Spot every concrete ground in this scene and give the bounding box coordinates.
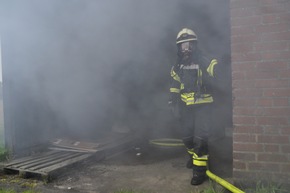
[0,136,232,193]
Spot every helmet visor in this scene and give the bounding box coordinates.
[180,41,194,52]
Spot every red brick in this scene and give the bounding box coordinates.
[262,14,278,23]
[233,98,256,106]
[233,88,263,99]
[264,144,280,152]
[231,62,256,71]
[234,143,264,152]
[279,12,290,23]
[281,127,290,135]
[261,31,290,41]
[254,79,288,88]
[255,23,290,34]
[272,173,290,182]
[233,125,263,134]
[256,116,288,126]
[233,52,263,62]
[230,7,255,18]
[256,61,288,71]
[280,163,290,173]
[231,26,255,35]
[257,5,288,15]
[258,153,288,162]
[248,162,280,172]
[231,16,262,26]
[233,171,257,180]
[231,0,259,9]
[263,88,290,97]
[273,98,289,106]
[233,80,254,88]
[257,135,289,144]
[263,127,281,135]
[234,107,263,116]
[254,41,288,51]
[232,71,245,80]
[231,34,261,44]
[233,116,256,124]
[256,98,273,107]
[261,51,290,60]
[261,0,279,4]
[279,69,290,79]
[233,133,256,142]
[281,145,290,153]
[233,152,256,161]
[232,43,254,52]
[263,107,290,116]
[233,160,247,169]
[246,71,278,79]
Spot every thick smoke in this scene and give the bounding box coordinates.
[0,0,231,150]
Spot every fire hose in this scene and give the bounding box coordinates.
[149,138,245,193]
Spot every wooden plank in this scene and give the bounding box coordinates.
[16,152,77,170]
[5,151,61,166]
[7,152,73,169]
[38,154,92,173]
[28,153,85,171]
[51,139,101,151]
[48,147,97,153]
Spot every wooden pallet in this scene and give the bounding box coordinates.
[4,133,138,182]
[4,150,92,182]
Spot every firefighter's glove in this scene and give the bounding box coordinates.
[168,101,175,114]
[194,91,201,102]
[168,101,180,118]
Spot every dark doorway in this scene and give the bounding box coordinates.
[0,0,231,156]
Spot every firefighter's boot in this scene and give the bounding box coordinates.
[190,137,208,185]
[186,149,194,169]
[182,136,194,169]
[191,155,208,185]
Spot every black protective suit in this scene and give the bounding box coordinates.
[169,49,218,185]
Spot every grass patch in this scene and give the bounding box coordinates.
[0,145,8,161]
[114,189,146,193]
[0,189,16,193]
[245,181,288,193]
[0,189,39,193]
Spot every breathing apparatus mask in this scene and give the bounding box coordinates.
[176,28,198,65]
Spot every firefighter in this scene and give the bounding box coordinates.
[168,28,218,185]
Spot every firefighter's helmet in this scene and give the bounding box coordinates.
[176,28,197,44]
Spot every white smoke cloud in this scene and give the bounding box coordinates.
[0,0,231,146]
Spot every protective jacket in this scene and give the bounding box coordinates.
[169,51,217,106]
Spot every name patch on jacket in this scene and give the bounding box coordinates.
[180,64,199,70]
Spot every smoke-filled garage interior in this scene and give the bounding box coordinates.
[0,0,232,183]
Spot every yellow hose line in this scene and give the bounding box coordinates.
[206,170,245,193]
[149,138,184,147]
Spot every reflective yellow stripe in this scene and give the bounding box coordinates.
[198,69,202,85]
[196,155,208,161]
[187,148,195,155]
[171,69,181,82]
[181,93,213,105]
[180,83,184,90]
[207,59,217,77]
[193,155,208,166]
[170,88,180,93]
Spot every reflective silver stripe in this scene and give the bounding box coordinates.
[180,64,199,70]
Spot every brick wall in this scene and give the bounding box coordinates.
[230,0,290,187]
